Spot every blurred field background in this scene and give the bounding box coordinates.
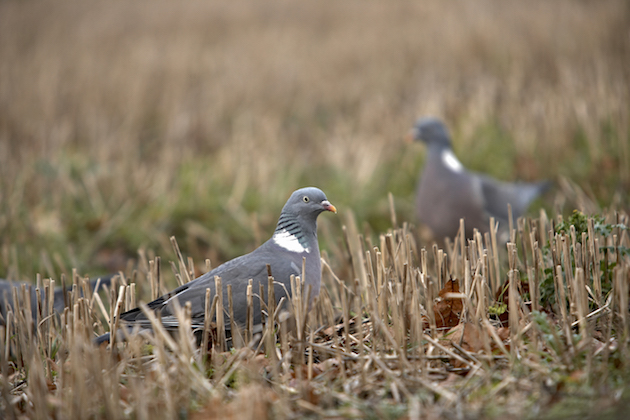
[2,1,630,419]
[1,0,629,282]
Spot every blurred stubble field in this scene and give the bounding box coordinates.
[0,1,630,418]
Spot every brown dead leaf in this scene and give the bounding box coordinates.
[496,327,510,342]
[119,384,131,403]
[462,323,485,353]
[252,353,270,369]
[46,377,57,392]
[312,359,340,378]
[441,322,484,353]
[303,383,320,406]
[434,279,463,329]
[442,322,512,363]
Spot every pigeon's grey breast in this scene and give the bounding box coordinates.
[119,220,322,330]
[416,148,488,240]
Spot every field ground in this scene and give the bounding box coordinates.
[0,0,629,418]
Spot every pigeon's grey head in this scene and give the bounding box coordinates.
[273,187,336,252]
[281,187,337,220]
[408,117,452,149]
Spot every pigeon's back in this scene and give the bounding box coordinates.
[135,239,316,330]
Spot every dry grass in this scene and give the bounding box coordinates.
[1,210,629,419]
[0,0,629,418]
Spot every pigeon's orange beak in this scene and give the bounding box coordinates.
[322,200,337,213]
[404,127,419,143]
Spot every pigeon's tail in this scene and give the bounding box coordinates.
[481,177,551,223]
[1,275,116,325]
[52,274,116,314]
[519,180,551,207]
[502,179,551,219]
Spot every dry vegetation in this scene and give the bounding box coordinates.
[2,211,630,419]
[0,0,629,418]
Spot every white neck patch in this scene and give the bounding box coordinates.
[273,229,310,253]
[441,149,464,173]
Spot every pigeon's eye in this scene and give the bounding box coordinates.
[302,196,310,203]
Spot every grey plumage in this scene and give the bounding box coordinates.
[410,117,549,242]
[94,187,336,345]
[0,276,112,325]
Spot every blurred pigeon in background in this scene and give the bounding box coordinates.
[408,117,549,243]
[94,187,336,345]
